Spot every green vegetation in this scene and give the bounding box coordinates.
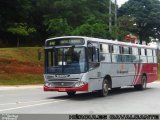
[118,0,160,43]
[0,74,43,85]
[0,47,44,85]
[0,47,44,63]
[7,23,36,47]
[1,0,160,47]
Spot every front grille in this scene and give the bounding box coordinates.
[53,82,75,88]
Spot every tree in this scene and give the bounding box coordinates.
[45,18,72,37]
[53,0,110,27]
[0,0,33,46]
[117,15,138,41]
[71,17,112,39]
[0,0,118,47]
[118,0,160,43]
[7,23,36,47]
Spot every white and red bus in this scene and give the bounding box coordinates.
[43,36,158,97]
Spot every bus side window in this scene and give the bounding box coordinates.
[88,46,99,62]
[112,45,121,63]
[88,42,100,70]
[88,47,93,62]
[132,47,139,63]
[109,45,113,53]
[129,47,133,62]
[138,48,141,55]
[147,49,153,63]
[153,49,157,63]
[100,44,111,62]
[140,48,147,63]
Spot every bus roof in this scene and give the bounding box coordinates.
[46,36,157,49]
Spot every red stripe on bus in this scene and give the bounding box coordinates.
[43,84,88,92]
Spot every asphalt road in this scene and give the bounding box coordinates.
[0,82,160,114]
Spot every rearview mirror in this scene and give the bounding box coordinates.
[38,49,41,61]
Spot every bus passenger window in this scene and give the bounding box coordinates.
[153,50,157,63]
[129,47,132,54]
[112,45,121,63]
[138,48,141,55]
[88,46,100,70]
[88,47,93,62]
[88,47,99,62]
[140,48,147,63]
[109,45,113,53]
[100,44,111,62]
[145,49,147,56]
[147,49,153,63]
[132,47,139,63]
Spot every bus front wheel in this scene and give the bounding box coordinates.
[134,75,147,90]
[99,79,109,97]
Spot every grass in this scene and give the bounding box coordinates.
[0,47,44,63]
[0,74,43,85]
[0,47,44,85]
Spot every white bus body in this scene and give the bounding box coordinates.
[44,36,158,96]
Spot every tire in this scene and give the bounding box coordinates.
[99,79,109,97]
[67,91,76,97]
[134,75,147,90]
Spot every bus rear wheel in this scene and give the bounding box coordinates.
[67,91,76,97]
[99,79,109,97]
[134,75,147,90]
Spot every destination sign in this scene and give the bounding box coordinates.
[46,38,85,46]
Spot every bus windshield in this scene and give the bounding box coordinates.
[45,47,87,74]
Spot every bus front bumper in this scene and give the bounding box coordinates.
[43,83,88,92]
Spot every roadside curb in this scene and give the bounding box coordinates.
[0,85,43,91]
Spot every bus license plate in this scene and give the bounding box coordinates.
[59,88,66,91]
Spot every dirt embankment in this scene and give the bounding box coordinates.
[0,59,44,74]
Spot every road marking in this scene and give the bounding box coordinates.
[0,99,53,106]
[0,99,67,112]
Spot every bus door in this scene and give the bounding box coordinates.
[87,42,102,91]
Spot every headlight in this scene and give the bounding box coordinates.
[45,82,55,87]
[74,81,86,87]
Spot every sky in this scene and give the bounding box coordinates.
[116,0,129,7]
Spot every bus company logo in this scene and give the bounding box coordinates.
[117,64,129,74]
[120,64,125,71]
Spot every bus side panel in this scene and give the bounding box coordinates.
[134,63,158,85]
[88,67,103,92]
[119,64,136,87]
[132,63,143,85]
[145,63,158,83]
[100,63,136,88]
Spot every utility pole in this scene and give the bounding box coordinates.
[115,0,118,39]
[109,0,112,33]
